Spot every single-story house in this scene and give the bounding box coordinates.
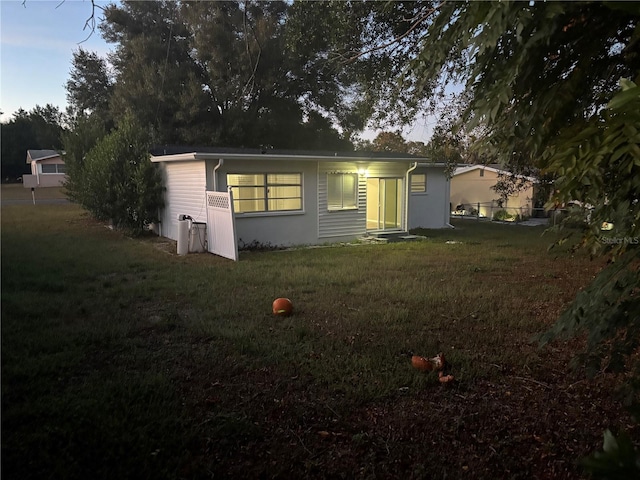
[150,147,451,258]
[23,149,66,188]
[450,164,536,219]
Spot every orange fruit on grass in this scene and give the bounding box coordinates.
[272,297,293,316]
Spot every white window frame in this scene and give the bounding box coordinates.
[39,164,66,174]
[410,173,427,193]
[327,173,358,211]
[227,173,303,214]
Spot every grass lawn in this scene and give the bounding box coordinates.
[1,183,67,201]
[2,198,636,479]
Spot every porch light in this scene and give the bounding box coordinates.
[358,168,369,177]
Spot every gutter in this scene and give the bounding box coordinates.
[444,168,454,228]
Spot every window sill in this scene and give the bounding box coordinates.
[235,210,305,218]
[327,207,358,212]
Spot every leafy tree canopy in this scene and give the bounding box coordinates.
[330,5,638,226]
[286,0,442,131]
[370,131,412,153]
[85,0,360,149]
[66,47,113,123]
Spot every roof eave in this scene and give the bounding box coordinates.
[453,165,537,182]
[416,162,449,168]
[151,152,443,164]
[27,155,61,163]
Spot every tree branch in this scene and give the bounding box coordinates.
[79,1,106,44]
[22,0,105,43]
[241,0,262,101]
[338,1,446,65]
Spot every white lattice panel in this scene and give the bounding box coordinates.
[208,194,229,209]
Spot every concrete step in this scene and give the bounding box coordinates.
[361,231,422,243]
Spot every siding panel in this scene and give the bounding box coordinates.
[318,162,367,238]
[160,161,207,240]
[409,167,450,229]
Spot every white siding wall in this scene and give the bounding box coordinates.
[213,159,319,247]
[318,161,411,238]
[318,162,367,239]
[408,167,450,229]
[159,161,207,241]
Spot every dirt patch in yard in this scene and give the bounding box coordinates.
[173,340,637,479]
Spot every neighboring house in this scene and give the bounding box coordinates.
[450,164,536,219]
[22,149,66,188]
[150,147,450,253]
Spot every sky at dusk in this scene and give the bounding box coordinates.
[0,0,436,142]
[0,0,112,122]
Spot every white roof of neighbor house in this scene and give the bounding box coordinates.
[26,149,61,163]
[453,164,537,182]
[149,146,448,167]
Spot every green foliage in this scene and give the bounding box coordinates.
[581,429,640,479]
[369,131,411,153]
[62,114,108,204]
[539,79,640,424]
[493,209,514,222]
[65,47,113,121]
[541,79,640,463]
[91,0,353,149]
[425,126,467,165]
[543,79,640,258]
[409,2,640,169]
[101,0,218,145]
[74,115,164,233]
[287,0,441,130]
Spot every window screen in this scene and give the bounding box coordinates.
[227,173,302,213]
[411,173,426,193]
[327,173,358,210]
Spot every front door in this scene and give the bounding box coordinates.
[366,178,403,230]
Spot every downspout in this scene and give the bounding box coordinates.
[446,164,455,228]
[405,162,418,231]
[445,175,455,228]
[213,158,224,191]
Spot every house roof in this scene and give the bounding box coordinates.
[26,149,60,163]
[453,164,537,182]
[150,145,447,167]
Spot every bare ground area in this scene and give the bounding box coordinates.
[172,341,637,479]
